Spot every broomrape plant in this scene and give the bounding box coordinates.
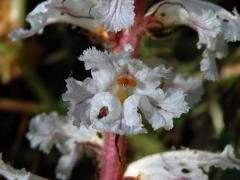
[1,0,240,180]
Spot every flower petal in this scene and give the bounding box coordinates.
[79,47,117,91]
[62,78,97,127]
[27,112,103,179]
[191,10,221,49]
[141,89,189,130]
[26,112,67,154]
[134,66,163,93]
[219,7,240,42]
[200,49,219,81]
[56,149,79,180]
[153,65,173,79]
[121,95,147,135]
[92,0,135,32]
[0,154,31,180]
[27,112,102,153]
[171,74,204,107]
[90,92,122,133]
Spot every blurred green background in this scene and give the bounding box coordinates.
[0,0,239,179]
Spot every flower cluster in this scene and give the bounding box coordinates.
[146,0,240,80]
[27,112,103,179]
[62,45,192,135]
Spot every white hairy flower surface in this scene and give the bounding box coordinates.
[27,112,103,180]
[146,0,240,81]
[9,0,135,40]
[62,46,189,135]
[92,0,135,32]
[10,0,98,40]
[0,154,30,180]
[124,145,240,180]
[165,74,204,107]
[0,154,47,180]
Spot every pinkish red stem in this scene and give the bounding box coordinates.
[100,133,126,180]
[99,1,146,180]
[111,0,146,58]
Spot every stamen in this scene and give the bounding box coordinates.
[95,26,108,38]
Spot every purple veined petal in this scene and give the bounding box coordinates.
[9,0,98,40]
[124,145,240,180]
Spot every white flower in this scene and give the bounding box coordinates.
[9,0,101,40]
[124,145,240,180]
[91,0,135,32]
[146,0,240,81]
[63,46,189,135]
[165,74,204,107]
[27,112,103,180]
[0,154,47,180]
[9,0,136,40]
